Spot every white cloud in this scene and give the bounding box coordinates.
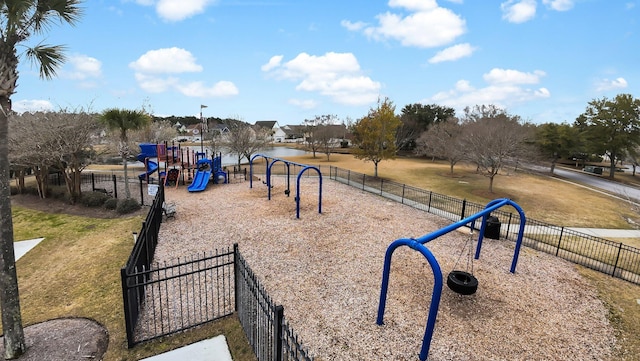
[501,0,537,23]
[483,68,546,84]
[134,73,180,93]
[340,20,367,31]
[542,0,574,11]
[289,99,318,109]
[158,0,215,22]
[129,47,203,74]
[176,81,239,97]
[261,55,283,72]
[263,52,381,106]
[388,0,439,12]
[595,77,628,91]
[131,0,214,21]
[429,43,476,63]
[343,1,466,48]
[428,68,550,111]
[12,99,54,113]
[131,47,237,98]
[63,54,102,82]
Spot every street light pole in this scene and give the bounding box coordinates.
[200,104,208,153]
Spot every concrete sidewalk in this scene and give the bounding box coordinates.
[14,237,44,261]
[139,335,232,361]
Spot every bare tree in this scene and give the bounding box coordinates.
[8,112,59,198]
[224,121,270,169]
[304,114,343,161]
[9,110,99,203]
[415,117,466,174]
[461,105,531,192]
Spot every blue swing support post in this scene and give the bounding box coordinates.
[249,154,323,219]
[376,198,527,361]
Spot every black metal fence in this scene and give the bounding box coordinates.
[80,172,157,206]
[327,166,640,285]
[121,188,313,360]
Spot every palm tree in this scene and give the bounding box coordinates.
[100,108,151,199]
[0,1,83,358]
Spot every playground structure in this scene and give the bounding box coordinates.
[249,154,322,219]
[376,198,526,361]
[137,142,228,192]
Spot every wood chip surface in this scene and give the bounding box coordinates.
[155,177,615,361]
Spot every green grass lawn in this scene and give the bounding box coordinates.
[9,152,640,361]
[10,206,255,361]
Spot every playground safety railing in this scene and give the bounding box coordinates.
[327,166,640,286]
[120,188,314,360]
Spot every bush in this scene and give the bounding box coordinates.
[81,191,111,207]
[104,198,118,210]
[116,198,141,214]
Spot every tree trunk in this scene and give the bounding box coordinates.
[488,175,495,193]
[450,162,454,174]
[0,97,26,359]
[123,155,131,199]
[608,154,616,178]
[374,161,379,177]
[550,158,557,174]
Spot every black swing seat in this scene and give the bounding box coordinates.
[447,270,478,295]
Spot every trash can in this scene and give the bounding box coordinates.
[484,216,501,240]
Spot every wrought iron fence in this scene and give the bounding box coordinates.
[327,166,640,285]
[121,189,313,360]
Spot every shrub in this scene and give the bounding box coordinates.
[81,191,111,207]
[116,198,141,214]
[104,198,118,210]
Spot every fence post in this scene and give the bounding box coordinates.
[362,174,366,190]
[233,243,240,312]
[401,184,406,205]
[556,226,564,256]
[611,242,623,277]
[91,173,96,191]
[380,179,384,196]
[112,174,118,199]
[460,199,466,220]
[347,170,351,186]
[506,213,513,241]
[428,191,432,212]
[120,267,136,348]
[139,178,144,206]
[274,305,284,361]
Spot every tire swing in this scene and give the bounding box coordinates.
[447,229,478,295]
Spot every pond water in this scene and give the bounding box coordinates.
[218,146,309,166]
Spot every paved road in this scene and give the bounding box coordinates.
[546,166,640,203]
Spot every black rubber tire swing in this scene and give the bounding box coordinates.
[447,270,478,295]
[447,228,479,295]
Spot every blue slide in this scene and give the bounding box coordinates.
[187,169,212,192]
[188,158,214,192]
[137,154,158,180]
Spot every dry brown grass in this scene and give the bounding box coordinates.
[281,153,640,229]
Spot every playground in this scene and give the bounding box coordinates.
[154,173,616,360]
[135,142,229,192]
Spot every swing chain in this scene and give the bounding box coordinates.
[453,227,475,274]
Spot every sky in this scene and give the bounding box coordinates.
[11,0,639,125]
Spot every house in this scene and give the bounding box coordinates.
[185,124,203,141]
[281,125,306,143]
[254,120,287,143]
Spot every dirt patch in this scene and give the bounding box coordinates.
[0,318,108,361]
